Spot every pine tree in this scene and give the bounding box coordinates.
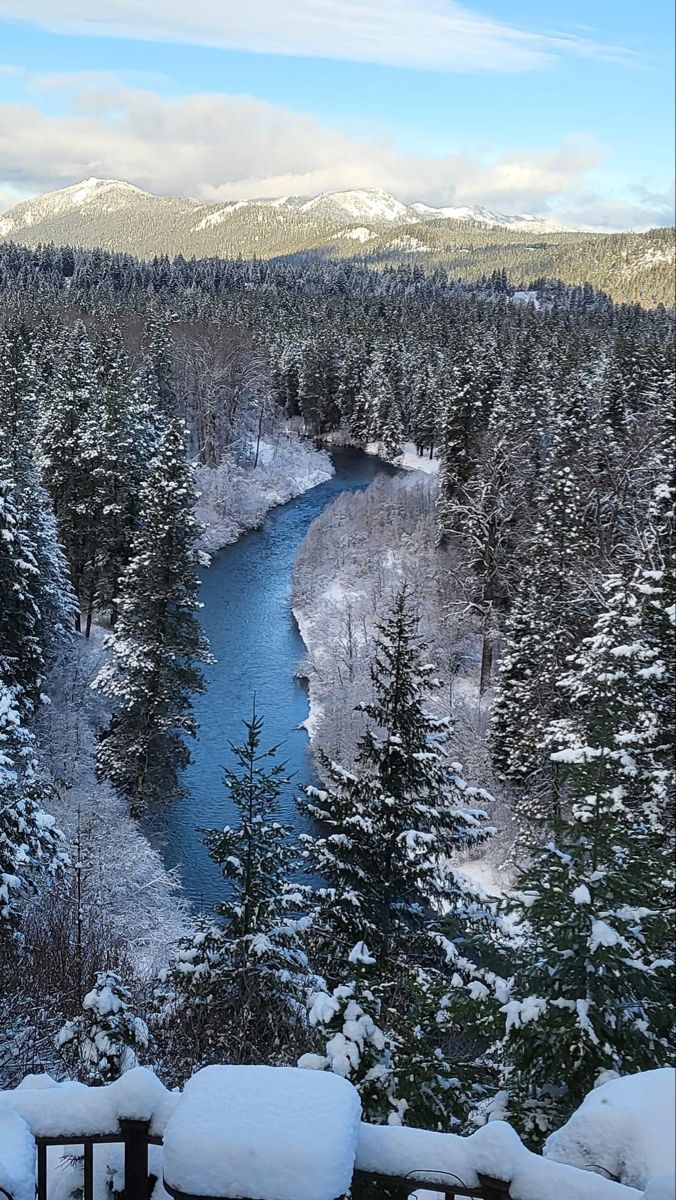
[410,363,438,458]
[349,387,372,444]
[435,356,483,524]
[488,578,675,1143]
[139,311,179,421]
[0,327,73,665]
[156,706,311,1066]
[381,395,403,460]
[299,942,399,1124]
[38,321,100,630]
[56,970,149,1084]
[299,591,496,1132]
[0,464,44,715]
[94,326,153,626]
[301,588,493,971]
[491,442,588,815]
[0,679,66,929]
[95,418,212,812]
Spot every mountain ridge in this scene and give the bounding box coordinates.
[0,177,571,236]
[0,176,673,309]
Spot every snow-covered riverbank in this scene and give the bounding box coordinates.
[30,438,333,985]
[291,469,515,876]
[195,434,333,553]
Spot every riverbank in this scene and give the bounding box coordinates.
[291,469,515,880]
[31,438,334,976]
[195,433,333,553]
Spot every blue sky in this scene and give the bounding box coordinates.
[0,0,673,228]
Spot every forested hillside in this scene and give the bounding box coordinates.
[0,242,673,1184]
[0,178,673,307]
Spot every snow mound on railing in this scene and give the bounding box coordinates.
[357,1120,645,1200]
[1,1067,177,1139]
[545,1069,676,1190]
[163,1065,361,1200]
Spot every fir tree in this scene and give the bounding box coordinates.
[139,311,179,421]
[435,357,483,526]
[0,679,66,929]
[156,706,311,1066]
[92,327,151,627]
[95,418,212,812]
[0,464,44,714]
[38,321,100,631]
[491,441,588,815]
[299,941,399,1124]
[488,581,675,1143]
[0,328,73,664]
[301,587,493,970]
[381,395,403,460]
[56,970,149,1085]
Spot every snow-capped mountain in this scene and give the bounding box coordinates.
[408,201,568,232]
[0,177,173,238]
[0,177,571,242]
[296,188,412,225]
[252,188,569,231]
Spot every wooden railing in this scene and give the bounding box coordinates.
[351,1170,512,1198]
[35,1120,160,1200]
[20,1122,517,1200]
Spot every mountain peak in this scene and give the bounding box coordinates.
[0,176,574,249]
[299,188,412,224]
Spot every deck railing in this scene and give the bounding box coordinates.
[0,1068,646,1200]
[30,1125,514,1200]
[34,1120,160,1200]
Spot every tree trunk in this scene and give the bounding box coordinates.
[479,601,493,695]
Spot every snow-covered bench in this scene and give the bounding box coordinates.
[162,1065,361,1200]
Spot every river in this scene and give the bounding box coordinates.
[144,447,396,909]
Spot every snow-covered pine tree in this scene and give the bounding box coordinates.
[349,387,372,444]
[153,916,228,1082]
[490,573,675,1143]
[0,679,66,929]
[410,362,438,458]
[157,706,311,1067]
[435,356,483,527]
[95,417,212,812]
[363,354,397,447]
[380,395,403,460]
[300,937,504,1133]
[299,941,399,1125]
[56,970,148,1085]
[38,321,100,631]
[0,326,74,665]
[92,326,152,627]
[301,587,493,971]
[139,311,179,422]
[491,437,588,816]
[0,463,45,716]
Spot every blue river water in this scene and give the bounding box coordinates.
[144,448,395,909]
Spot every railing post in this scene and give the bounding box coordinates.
[84,1142,94,1200]
[119,1118,152,1199]
[36,1143,48,1200]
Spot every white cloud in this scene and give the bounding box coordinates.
[556,184,676,232]
[0,0,628,73]
[0,185,27,213]
[0,75,669,229]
